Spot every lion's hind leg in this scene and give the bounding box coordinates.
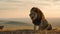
[46,24,52,30]
[34,25,36,32]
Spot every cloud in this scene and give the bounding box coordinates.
[53,0,60,2]
[0,0,50,10]
[0,0,60,10]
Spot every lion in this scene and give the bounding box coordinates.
[29,7,52,31]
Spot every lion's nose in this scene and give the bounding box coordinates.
[29,14,33,17]
[29,14,31,16]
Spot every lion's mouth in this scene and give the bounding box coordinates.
[31,16,34,19]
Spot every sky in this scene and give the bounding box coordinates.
[0,0,60,18]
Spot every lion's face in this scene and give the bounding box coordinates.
[29,11,37,21]
[29,7,45,25]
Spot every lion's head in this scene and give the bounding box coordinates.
[29,7,45,25]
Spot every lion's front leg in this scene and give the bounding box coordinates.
[38,25,40,31]
[34,25,36,32]
[34,25,37,34]
[38,20,44,31]
[38,24,42,31]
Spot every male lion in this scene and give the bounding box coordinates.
[29,7,52,31]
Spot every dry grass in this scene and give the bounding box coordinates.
[0,29,60,34]
[0,25,60,34]
[0,27,60,34]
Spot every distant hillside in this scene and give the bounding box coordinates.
[0,18,60,28]
[5,21,32,26]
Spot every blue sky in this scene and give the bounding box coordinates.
[0,0,60,18]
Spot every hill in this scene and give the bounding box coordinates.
[5,21,32,26]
